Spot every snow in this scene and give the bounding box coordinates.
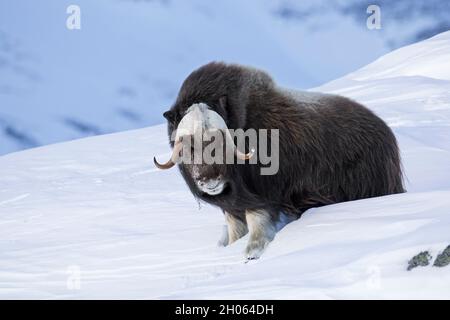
[1,31,450,299]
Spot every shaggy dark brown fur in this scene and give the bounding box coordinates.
[163,62,405,224]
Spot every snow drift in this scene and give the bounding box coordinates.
[1,31,450,299]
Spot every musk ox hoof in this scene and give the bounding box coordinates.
[245,239,270,260]
[217,239,228,247]
[217,225,229,247]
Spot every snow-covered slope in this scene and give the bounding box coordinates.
[1,32,450,299]
[1,0,449,155]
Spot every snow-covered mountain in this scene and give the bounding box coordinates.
[1,31,450,299]
[272,0,450,48]
[1,0,450,155]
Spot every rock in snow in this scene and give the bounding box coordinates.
[1,32,450,299]
[434,246,450,268]
[407,252,432,271]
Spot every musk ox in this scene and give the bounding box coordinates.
[154,62,404,260]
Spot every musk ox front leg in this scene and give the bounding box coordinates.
[245,209,277,260]
[218,212,248,247]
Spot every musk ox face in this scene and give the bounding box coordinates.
[183,157,228,196]
[154,103,252,197]
[179,128,230,197]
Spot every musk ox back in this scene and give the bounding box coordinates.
[155,62,404,260]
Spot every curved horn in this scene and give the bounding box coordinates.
[224,129,255,160]
[153,140,183,170]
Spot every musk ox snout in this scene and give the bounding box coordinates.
[196,176,226,195]
[191,167,228,196]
